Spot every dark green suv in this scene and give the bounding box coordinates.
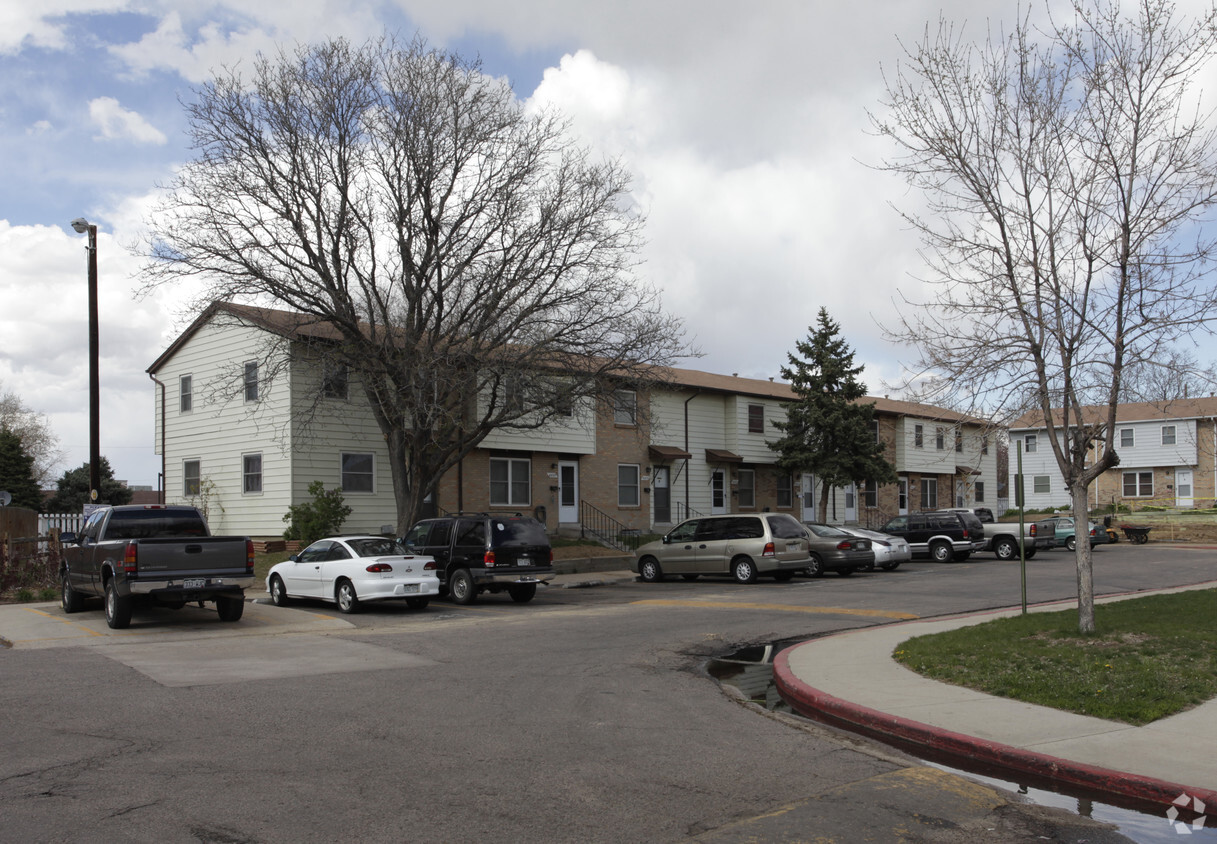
[401,513,555,604]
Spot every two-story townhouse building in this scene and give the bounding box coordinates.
[147,303,999,537]
[1008,398,1217,511]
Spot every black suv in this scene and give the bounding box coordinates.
[401,514,555,604]
[879,510,985,562]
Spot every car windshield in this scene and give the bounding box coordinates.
[804,523,849,537]
[347,537,410,557]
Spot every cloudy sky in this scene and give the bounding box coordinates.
[2,0,1212,491]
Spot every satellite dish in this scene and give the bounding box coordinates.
[0,491,11,507]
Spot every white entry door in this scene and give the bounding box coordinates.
[844,483,857,522]
[801,473,816,521]
[898,478,909,515]
[711,470,727,514]
[558,461,579,523]
[1176,468,1194,509]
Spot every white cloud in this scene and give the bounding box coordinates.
[89,97,168,145]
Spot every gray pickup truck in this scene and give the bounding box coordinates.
[59,505,253,629]
[981,521,1054,560]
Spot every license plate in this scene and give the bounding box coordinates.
[183,578,205,589]
[786,542,800,551]
[402,583,418,593]
[518,557,531,566]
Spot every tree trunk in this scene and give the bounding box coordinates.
[1070,481,1096,634]
[817,479,832,523]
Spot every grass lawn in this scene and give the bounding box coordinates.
[894,589,1217,725]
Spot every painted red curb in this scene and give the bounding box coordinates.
[773,641,1217,814]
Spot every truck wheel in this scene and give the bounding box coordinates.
[731,557,758,584]
[335,579,360,613]
[405,597,429,610]
[1066,536,1077,552]
[104,579,132,629]
[930,541,954,563]
[993,538,1017,561]
[216,596,245,622]
[508,583,537,603]
[449,569,477,605]
[61,573,85,614]
[269,575,291,607]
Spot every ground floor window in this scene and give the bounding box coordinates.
[776,474,793,509]
[184,459,200,497]
[920,478,937,509]
[737,469,755,508]
[618,464,640,507]
[341,453,374,493]
[863,480,877,508]
[490,456,531,506]
[974,481,985,503]
[1123,471,1153,497]
[243,453,262,494]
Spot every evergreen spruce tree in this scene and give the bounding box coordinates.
[44,457,133,512]
[0,426,45,511]
[770,308,896,522]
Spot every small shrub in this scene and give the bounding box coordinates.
[283,481,353,547]
[38,587,57,601]
[16,588,35,602]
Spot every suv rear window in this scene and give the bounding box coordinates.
[490,518,549,547]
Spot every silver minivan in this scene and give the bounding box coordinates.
[633,513,812,583]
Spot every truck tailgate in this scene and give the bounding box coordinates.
[128,536,251,576]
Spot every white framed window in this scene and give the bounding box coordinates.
[1025,434,1038,453]
[183,460,200,497]
[180,375,193,413]
[737,469,755,508]
[954,429,963,453]
[863,479,878,508]
[1033,475,1050,494]
[242,453,262,494]
[1120,428,1134,448]
[341,452,374,493]
[914,424,923,448]
[975,481,985,502]
[490,456,531,506]
[1123,471,1154,497]
[1162,425,1177,446]
[612,390,636,426]
[244,361,259,402]
[920,477,937,509]
[981,435,989,455]
[935,427,945,450]
[617,464,641,507]
[871,418,880,443]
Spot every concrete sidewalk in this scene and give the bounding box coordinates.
[774,582,1217,814]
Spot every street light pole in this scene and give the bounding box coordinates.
[71,218,101,503]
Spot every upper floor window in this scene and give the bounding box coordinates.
[871,418,880,443]
[935,427,945,450]
[504,375,525,415]
[341,452,374,493]
[180,375,193,413]
[183,459,200,497]
[954,430,963,453]
[1120,428,1134,448]
[914,424,924,448]
[244,361,259,402]
[748,404,764,434]
[981,435,989,455]
[1162,425,1177,446]
[1025,434,1038,453]
[612,390,636,426]
[322,362,349,400]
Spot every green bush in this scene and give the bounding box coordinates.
[283,481,353,547]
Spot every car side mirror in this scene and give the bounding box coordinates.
[60,532,77,544]
[662,535,671,545]
[289,554,300,562]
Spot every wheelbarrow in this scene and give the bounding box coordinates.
[1121,524,1152,544]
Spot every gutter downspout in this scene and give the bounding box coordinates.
[684,390,701,519]
[148,372,167,504]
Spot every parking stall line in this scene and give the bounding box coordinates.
[630,599,918,620]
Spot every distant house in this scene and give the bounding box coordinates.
[1008,398,1217,511]
[147,302,999,537]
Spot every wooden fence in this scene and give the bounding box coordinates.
[1,506,63,593]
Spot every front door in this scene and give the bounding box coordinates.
[898,478,909,515]
[801,473,816,521]
[844,483,857,522]
[711,470,727,514]
[653,466,671,524]
[558,461,579,523]
[1176,468,1194,509]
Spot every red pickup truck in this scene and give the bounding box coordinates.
[59,505,254,629]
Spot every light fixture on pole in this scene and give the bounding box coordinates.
[71,217,101,503]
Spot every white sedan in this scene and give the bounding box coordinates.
[838,527,912,571]
[266,536,440,613]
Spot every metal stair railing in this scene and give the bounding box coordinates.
[579,501,646,552]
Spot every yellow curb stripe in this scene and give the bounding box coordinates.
[23,607,106,637]
[631,599,918,619]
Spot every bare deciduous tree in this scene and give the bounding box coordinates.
[873,0,1217,631]
[140,35,687,533]
[0,382,63,487]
